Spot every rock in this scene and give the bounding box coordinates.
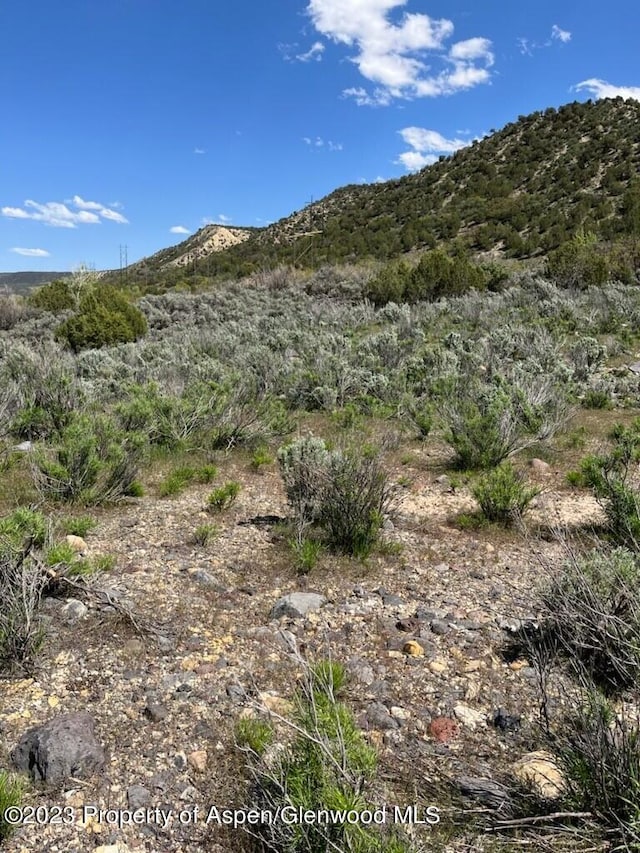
[127,784,152,809]
[366,702,400,731]
[13,440,33,452]
[529,458,551,474]
[493,708,521,732]
[60,598,88,623]
[259,692,293,716]
[94,846,134,853]
[188,750,208,773]
[453,704,488,731]
[512,751,565,799]
[65,534,88,555]
[629,361,640,375]
[396,616,421,633]
[429,717,458,743]
[457,776,512,811]
[428,658,448,675]
[430,619,450,636]
[348,661,375,685]
[145,703,169,723]
[402,640,424,657]
[11,711,105,784]
[270,592,326,620]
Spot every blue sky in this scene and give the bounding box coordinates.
[2,0,639,272]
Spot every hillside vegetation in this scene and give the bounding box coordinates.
[2,97,640,853]
[118,98,640,289]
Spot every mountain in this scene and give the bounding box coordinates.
[125,98,640,286]
[0,271,72,294]
[124,224,258,279]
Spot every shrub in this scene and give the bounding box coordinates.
[441,375,566,470]
[278,439,394,558]
[250,445,273,470]
[207,481,241,513]
[55,285,148,352]
[0,770,24,841]
[237,659,412,853]
[580,420,640,548]
[320,449,393,558]
[32,414,144,505]
[538,548,640,694]
[278,437,331,543]
[290,537,322,574]
[158,465,197,497]
[193,523,218,546]
[472,462,539,525]
[28,277,75,312]
[60,515,97,537]
[553,689,640,847]
[0,507,48,549]
[0,545,47,673]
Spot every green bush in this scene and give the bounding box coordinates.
[472,462,539,525]
[580,420,640,548]
[553,689,640,847]
[32,414,144,505]
[320,449,392,558]
[0,507,48,550]
[28,277,75,312]
[207,481,241,513]
[55,286,147,352]
[60,515,97,537]
[237,659,412,853]
[441,376,566,470]
[367,250,487,306]
[538,548,640,694]
[278,438,393,558]
[158,465,197,497]
[278,437,331,542]
[250,445,274,470]
[193,523,218,546]
[290,537,323,574]
[0,770,24,841]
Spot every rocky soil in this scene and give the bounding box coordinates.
[0,450,604,853]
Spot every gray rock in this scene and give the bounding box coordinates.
[60,599,89,624]
[629,362,640,375]
[145,703,169,723]
[270,592,326,620]
[127,785,152,809]
[430,619,451,636]
[366,702,400,731]
[11,711,105,784]
[13,440,33,452]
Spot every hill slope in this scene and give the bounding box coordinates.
[128,97,640,285]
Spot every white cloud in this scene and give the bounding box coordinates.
[10,247,50,257]
[1,196,128,228]
[217,214,232,223]
[574,78,640,100]
[551,25,571,43]
[303,136,343,150]
[297,41,325,61]
[306,0,493,104]
[194,147,206,154]
[170,226,191,235]
[396,125,470,172]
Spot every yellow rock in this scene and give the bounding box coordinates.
[403,640,424,657]
[259,692,294,716]
[188,750,208,773]
[429,659,448,674]
[65,534,88,554]
[47,695,60,707]
[512,751,565,799]
[509,659,530,672]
